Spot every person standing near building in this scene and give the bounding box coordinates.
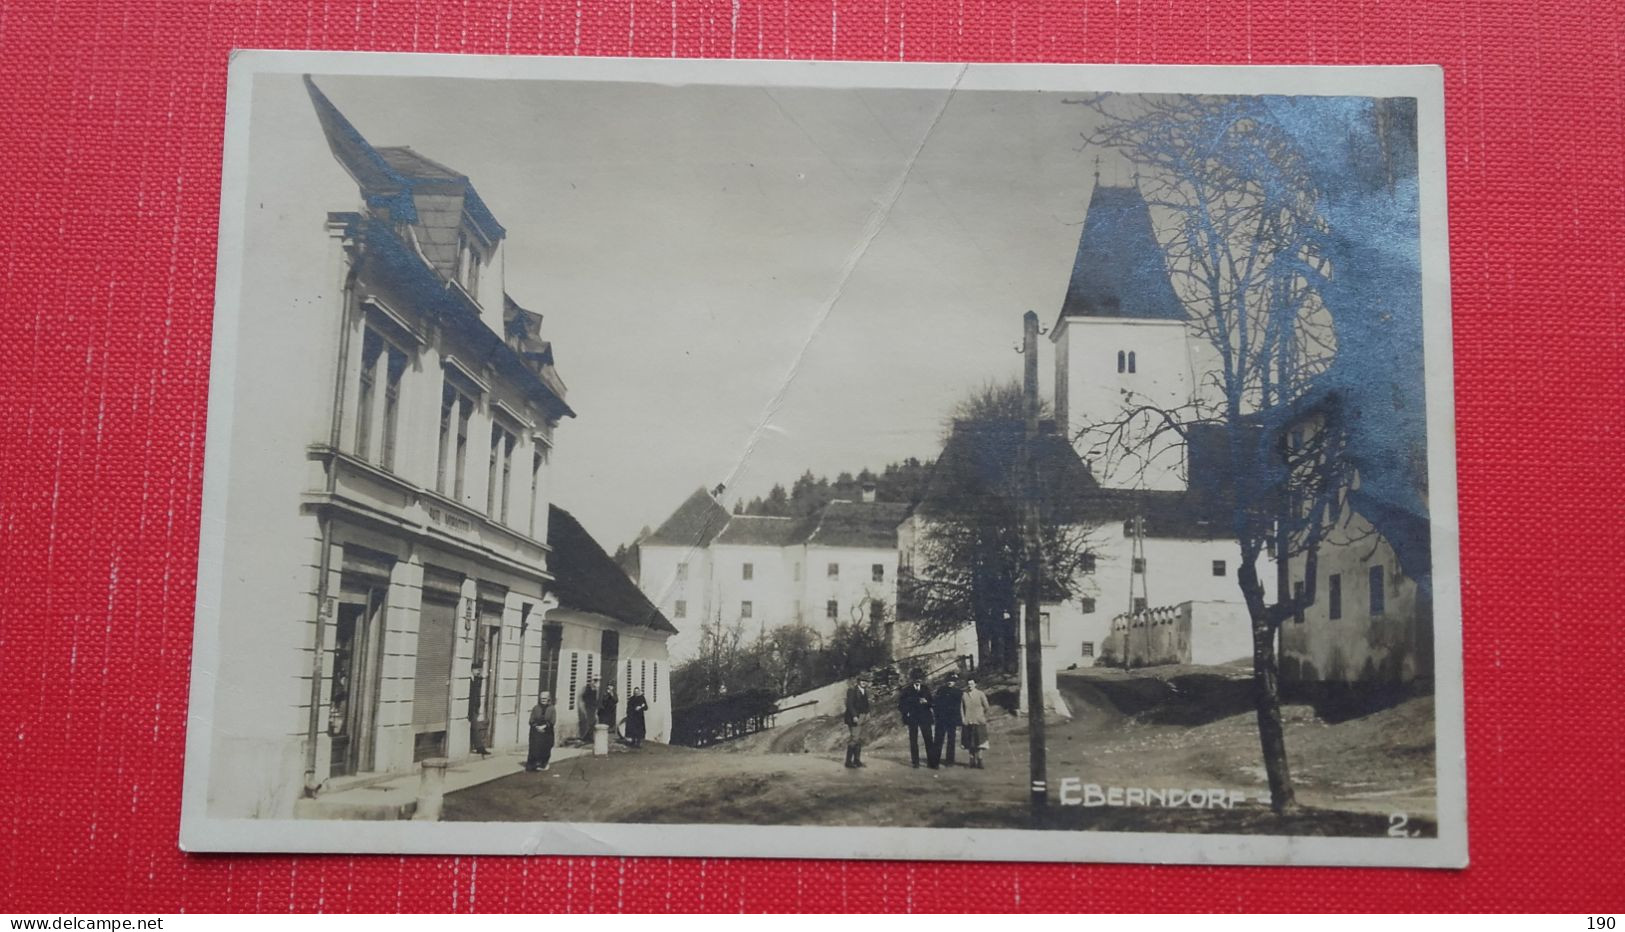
[577,676,598,743]
[898,668,936,769]
[525,692,557,771]
[843,674,871,769]
[960,677,990,769]
[598,683,619,739]
[624,687,649,748]
[468,659,490,758]
[932,671,964,767]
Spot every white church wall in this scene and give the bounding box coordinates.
[1056,316,1193,492]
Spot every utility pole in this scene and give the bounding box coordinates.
[1020,310,1048,818]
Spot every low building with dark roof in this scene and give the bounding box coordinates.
[543,505,676,744]
[1278,392,1435,694]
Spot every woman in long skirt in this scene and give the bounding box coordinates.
[624,687,649,748]
[526,693,557,771]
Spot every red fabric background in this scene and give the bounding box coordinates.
[1,0,1621,913]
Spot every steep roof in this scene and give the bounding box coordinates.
[547,505,677,635]
[799,501,910,549]
[304,77,505,243]
[916,419,1232,540]
[643,487,732,548]
[1057,182,1186,325]
[714,515,801,547]
[915,420,1103,526]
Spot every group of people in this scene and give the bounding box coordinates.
[523,677,651,772]
[843,668,990,770]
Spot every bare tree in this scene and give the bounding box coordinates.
[1069,94,1417,812]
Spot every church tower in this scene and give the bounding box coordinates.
[1051,180,1199,492]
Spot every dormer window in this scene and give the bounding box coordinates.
[456,230,481,296]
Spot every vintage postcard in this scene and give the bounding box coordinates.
[182,51,1464,866]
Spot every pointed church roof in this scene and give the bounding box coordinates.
[1057,182,1186,326]
[643,487,733,548]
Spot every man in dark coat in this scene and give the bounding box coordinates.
[525,692,557,771]
[931,671,964,767]
[897,668,937,768]
[843,675,871,769]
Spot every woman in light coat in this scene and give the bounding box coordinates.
[960,677,991,769]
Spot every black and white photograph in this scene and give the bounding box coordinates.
[182,53,1463,866]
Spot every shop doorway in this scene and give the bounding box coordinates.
[469,615,502,753]
[328,583,386,778]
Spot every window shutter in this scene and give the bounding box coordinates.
[412,594,457,732]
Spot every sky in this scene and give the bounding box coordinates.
[279,74,1133,547]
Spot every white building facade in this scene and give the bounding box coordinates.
[637,490,907,662]
[205,77,669,819]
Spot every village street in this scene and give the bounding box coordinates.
[444,667,1437,836]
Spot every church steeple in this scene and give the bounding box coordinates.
[1056,180,1185,327]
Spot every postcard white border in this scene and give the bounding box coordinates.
[183,50,1464,867]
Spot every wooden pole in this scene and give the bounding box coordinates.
[1021,310,1048,817]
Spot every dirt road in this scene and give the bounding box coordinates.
[444,666,1436,836]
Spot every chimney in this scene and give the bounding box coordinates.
[861,481,877,504]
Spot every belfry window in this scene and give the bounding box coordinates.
[1127,351,1137,373]
[1117,350,1126,373]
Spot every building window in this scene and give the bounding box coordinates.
[1081,552,1097,573]
[827,563,839,579]
[1117,350,1126,373]
[529,445,547,538]
[1293,580,1306,624]
[676,563,688,581]
[826,600,838,620]
[1328,573,1343,620]
[1132,597,1147,613]
[457,230,481,296]
[1127,351,1137,374]
[355,330,380,460]
[740,601,753,619]
[451,391,471,500]
[1081,641,1095,658]
[1132,557,1146,574]
[1122,517,1143,537]
[436,382,474,496]
[1369,565,1386,615]
[380,352,405,471]
[742,563,754,581]
[872,563,885,582]
[1080,597,1096,614]
[793,563,802,581]
[1212,560,1226,577]
[355,329,407,468]
[870,600,885,624]
[674,600,687,619]
[488,423,517,521]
